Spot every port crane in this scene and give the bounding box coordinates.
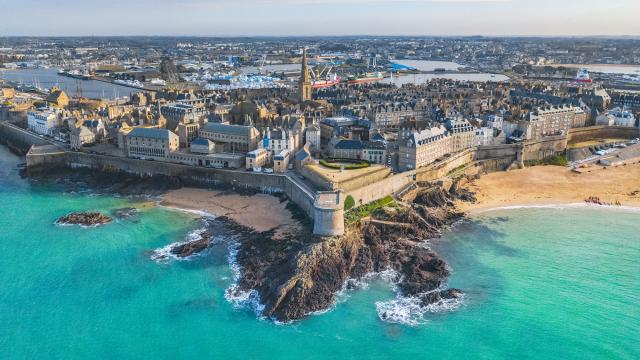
[257,54,267,75]
[309,56,339,81]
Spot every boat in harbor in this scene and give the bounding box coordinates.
[347,72,384,85]
[149,78,167,86]
[57,69,93,80]
[312,73,341,89]
[575,68,593,83]
[113,79,145,89]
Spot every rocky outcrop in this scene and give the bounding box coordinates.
[170,233,213,258]
[56,211,113,227]
[225,186,466,322]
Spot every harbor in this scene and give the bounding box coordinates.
[0,68,139,99]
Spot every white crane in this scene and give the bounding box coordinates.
[258,54,267,75]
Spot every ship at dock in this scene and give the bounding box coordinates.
[347,72,384,85]
[57,69,93,80]
[575,68,593,83]
[312,73,341,89]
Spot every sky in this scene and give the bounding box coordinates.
[0,0,638,37]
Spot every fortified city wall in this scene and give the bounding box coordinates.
[5,120,640,237]
[567,126,640,144]
[0,121,50,153]
[27,149,341,234]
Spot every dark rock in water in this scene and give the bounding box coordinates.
[419,288,463,307]
[113,207,139,219]
[56,211,113,227]
[224,185,465,323]
[170,234,212,258]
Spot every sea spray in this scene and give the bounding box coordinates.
[151,220,219,263]
[223,239,266,317]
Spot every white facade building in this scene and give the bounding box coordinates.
[27,110,58,135]
[476,127,494,146]
[596,107,636,127]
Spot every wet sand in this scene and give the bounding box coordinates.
[160,188,301,237]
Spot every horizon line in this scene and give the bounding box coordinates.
[1,34,640,39]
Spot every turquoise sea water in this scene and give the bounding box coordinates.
[0,145,638,359]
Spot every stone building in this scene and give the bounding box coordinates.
[327,137,387,165]
[305,123,321,153]
[274,150,291,173]
[524,105,587,140]
[190,137,216,154]
[262,128,298,156]
[199,123,260,153]
[596,108,636,127]
[177,122,200,148]
[398,125,449,171]
[246,148,270,170]
[27,109,58,135]
[161,103,207,131]
[46,87,69,108]
[70,126,95,150]
[126,127,179,160]
[445,117,476,153]
[368,102,419,129]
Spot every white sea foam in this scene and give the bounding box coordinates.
[53,220,109,229]
[150,226,216,263]
[156,203,218,219]
[474,202,640,214]
[223,240,266,317]
[376,288,465,326]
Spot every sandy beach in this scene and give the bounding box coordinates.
[160,188,302,237]
[458,163,640,213]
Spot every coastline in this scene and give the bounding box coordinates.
[457,163,640,214]
[159,187,303,237]
[466,202,640,216]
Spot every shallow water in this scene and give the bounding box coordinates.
[0,146,638,359]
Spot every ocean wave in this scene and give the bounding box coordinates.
[475,203,640,214]
[376,288,465,326]
[150,226,217,263]
[223,240,266,318]
[156,203,219,219]
[53,220,106,229]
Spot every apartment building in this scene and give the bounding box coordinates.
[524,105,587,140]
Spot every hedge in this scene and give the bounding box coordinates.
[319,159,370,170]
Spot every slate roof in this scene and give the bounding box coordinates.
[333,139,364,150]
[202,122,254,136]
[190,137,212,146]
[129,127,172,140]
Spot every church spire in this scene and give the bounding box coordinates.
[299,48,312,103]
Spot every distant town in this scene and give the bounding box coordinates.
[1,36,640,236]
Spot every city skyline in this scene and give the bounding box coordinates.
[1,0,639,37]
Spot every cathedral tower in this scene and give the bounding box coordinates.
[299,48,312,103]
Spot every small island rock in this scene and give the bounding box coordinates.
[56,211,113,227]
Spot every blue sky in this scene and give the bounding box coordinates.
[0,0,638,36]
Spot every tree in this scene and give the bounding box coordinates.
[344,195,356,211]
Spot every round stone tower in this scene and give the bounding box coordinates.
[313,191,345,237]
